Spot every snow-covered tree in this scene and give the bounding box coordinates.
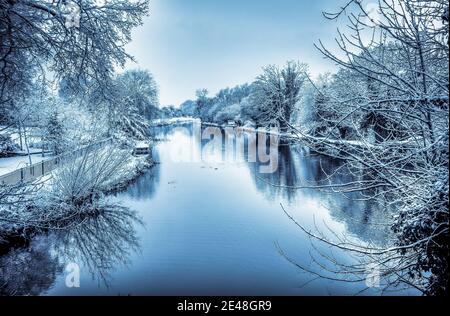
[116,69,159,120]
[288,0,449,295]
[1,0,149,105]
[188,84,253,123]
[194,88,210,120]
[0,133,17,157]
[44,111,65,156]
[290,81,316,131]
[105,70,159,141]
[214,103,241,125]
[160,105,182,118]
[250,61,308,130]
[179,100,197,117]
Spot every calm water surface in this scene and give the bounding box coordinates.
[1,123,404,296]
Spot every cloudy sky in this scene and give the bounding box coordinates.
[125,0,349,106]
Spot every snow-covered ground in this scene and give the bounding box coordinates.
[151,117,199,126]
[0,153,54,176]
[201,121,300,138]
[201,121,419,150]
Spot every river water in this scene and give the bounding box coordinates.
[1,122,408,296]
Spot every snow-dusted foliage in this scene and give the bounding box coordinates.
[0,143,150,238]
[179,100,197,117]
[0,0,149,103]
[290,81,316,132]
[57,101,109,146]
[184,63,308,130]
[0,181,44,239]
[106,70,159,141]
[0,0,154,160]
[214,103,241,125]
[43,112,65,155]
[55,69,159,144]
[0,1,155,241]
[0,133,17,157]
[159,105,183,119]
[45,145,136,209]
[284,0,449,295]
[194,88,211,120]
[184,84,253,124]
[116,70,159,120]
[249,61,308,130]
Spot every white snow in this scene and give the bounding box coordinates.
[0,153,53,176]
[151,117,200,126]
[135,141,150,149]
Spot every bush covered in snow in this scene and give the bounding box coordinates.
[0,134,17,157]
[214,103,241,125]
[0,143,152,240]
[42,144,151,213]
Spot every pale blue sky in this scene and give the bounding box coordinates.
[125,0,347,106]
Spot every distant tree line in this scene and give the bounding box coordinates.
[170,62,308,131]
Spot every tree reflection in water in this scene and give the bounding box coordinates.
[53,201,143,286]
[248,141,301,203]
[247,139,390,243]
[0,200,143,294]
[0,236,63,295]
[120,163,161,201]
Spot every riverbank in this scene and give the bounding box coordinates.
[0,147,154,248]
[152,118,420,160]
[151,117,200,127]
[200,120,420,152]
[0,152,54,177]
